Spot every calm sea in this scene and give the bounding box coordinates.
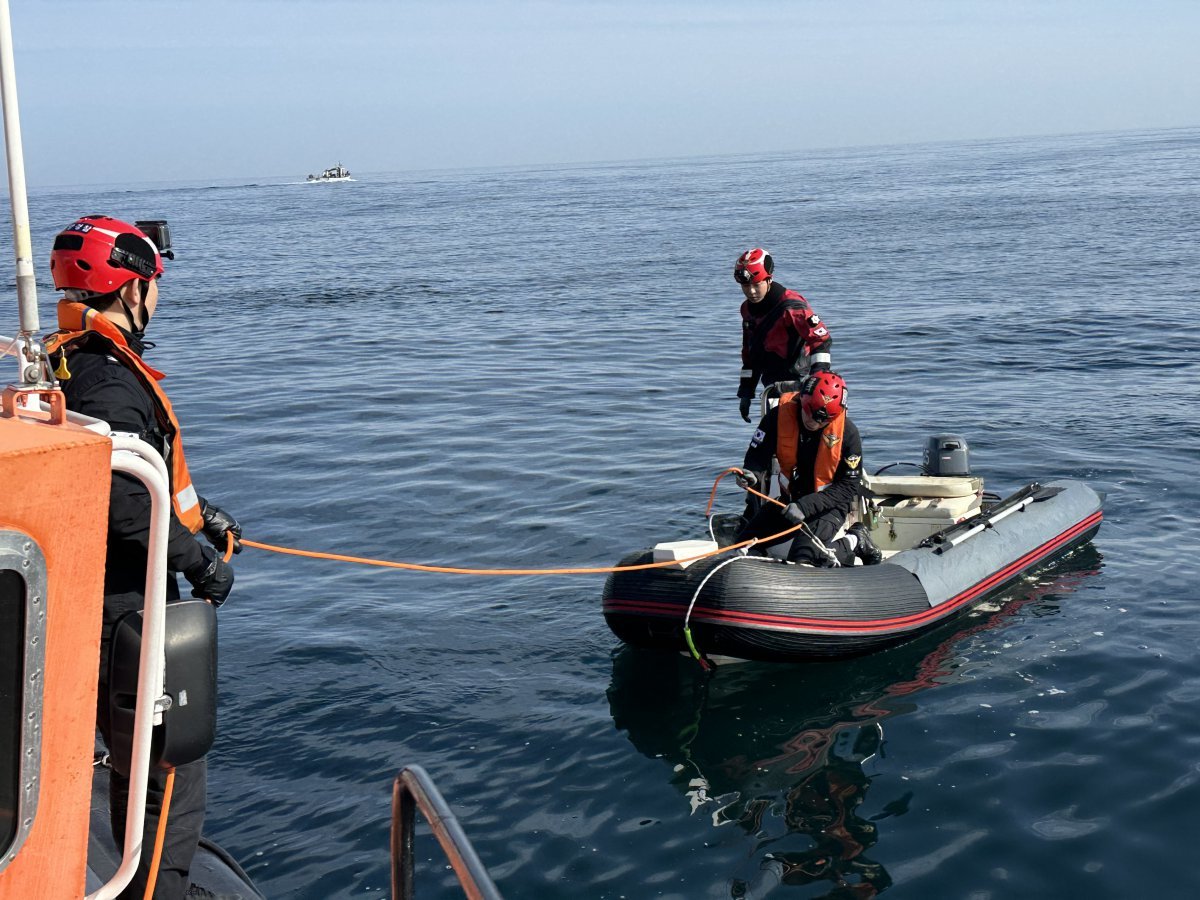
[8,127,1200,898]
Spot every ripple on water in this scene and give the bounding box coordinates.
[1030,806,1109,840]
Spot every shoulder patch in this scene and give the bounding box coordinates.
[845,454,861,469]
[749,428,766,448]
[808,314,821,325]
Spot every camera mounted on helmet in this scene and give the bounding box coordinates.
[135,220,174,261]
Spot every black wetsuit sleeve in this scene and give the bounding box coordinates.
[108,473,207,577]
[69,363,206,577]
[738,312,759,399]
[795,419,864,520]
[741,406,778,488]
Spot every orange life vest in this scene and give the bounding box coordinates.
[45,300,204,534]
[776,392,846,494]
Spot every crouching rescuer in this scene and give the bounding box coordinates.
[46,215,242,899]
[735,371,882,567]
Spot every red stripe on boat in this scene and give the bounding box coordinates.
[604,511,1102,635]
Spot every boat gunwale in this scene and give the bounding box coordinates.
[603,510,1102,636]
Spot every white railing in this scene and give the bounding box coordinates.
[86,437,171,900]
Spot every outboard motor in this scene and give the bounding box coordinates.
[924,434,971,476]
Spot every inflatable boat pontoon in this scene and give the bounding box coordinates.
[603,448,1103,663]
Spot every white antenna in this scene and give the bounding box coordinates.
[0,0,44,387]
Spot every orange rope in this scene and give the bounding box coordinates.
[143,767,176,900]
[234,469,801,576]
[705,467,786,515]
[239,532,788,575]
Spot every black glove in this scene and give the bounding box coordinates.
[185,544,235,607]
[735,471,758,489]
[201,498,243,554]
[739,397,753,423]
[781,503,806,526]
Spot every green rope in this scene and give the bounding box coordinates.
[683,625,709,670]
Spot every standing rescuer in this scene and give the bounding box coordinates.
[734,248,833,422]
[46,215,241,899]
[735,371,881,567]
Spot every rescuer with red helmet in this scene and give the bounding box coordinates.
[46,215,241,899]
[734,371,881,566]
[734,248,833,422]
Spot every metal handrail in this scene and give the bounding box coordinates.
[88,437,172,900]
[391,765,502,900]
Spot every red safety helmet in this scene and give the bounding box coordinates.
[734,248,774,285]
[799,371,847,424]
[50,215,163,295]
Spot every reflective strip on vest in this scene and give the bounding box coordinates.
[176,483,200,518]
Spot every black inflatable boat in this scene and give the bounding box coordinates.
[85,751,266,899]
[603,461,1103,663]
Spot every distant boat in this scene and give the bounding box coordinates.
[306,163,353,183]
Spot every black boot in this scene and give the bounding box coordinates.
[848,523,883,565]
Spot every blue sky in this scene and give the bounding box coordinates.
[9,0,1200,186]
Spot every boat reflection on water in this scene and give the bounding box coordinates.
[606,546,1102,898]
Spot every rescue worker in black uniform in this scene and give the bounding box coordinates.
[46,215,240,900]
[735,371,882,567]
[734,248,833,422]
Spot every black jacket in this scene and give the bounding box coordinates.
[58,329,207,596]
[742,405,864,520]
